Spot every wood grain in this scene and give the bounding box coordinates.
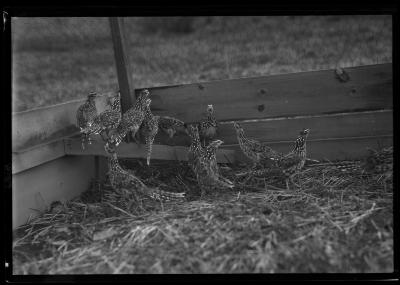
[152,110,393,146]
[12,140,65,174]
[64,136,236,164]
[12,64,392,152]
[138,63,392,123]
[12,93,113,152]
[109,17,135,112]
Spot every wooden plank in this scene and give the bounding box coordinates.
[109,17,135,112]
[138,63,392,123]
[12,64,392,152]
[152,109,393,146]
[12,93,113,152]
[64,136,236,164]
[12,140,65,174]
[228,135,393,163]
[12,156,95,229]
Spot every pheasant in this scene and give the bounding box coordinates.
[201,139,234,189]
[199,104,218,147]
[109,89,151,146]
[76,92,98,150]
[82,91,122,142]
[306,146,393,180]
[187,123,203,177]
[139,103,160,166]
[158,116,188,143]
[251,128,310,189]
[104,143,185,201]
[233,122,281,168]
[187,125,233,196]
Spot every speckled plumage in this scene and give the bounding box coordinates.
[76,92,98,149]
[307,146,393,179]
[82,92,121,142]
[140,105,160,166]
[158,116,188,140]
[109,89,151,146]
[187,125,233,196]
[253,129,310,189]
[199,104,218,146]
[233,122,281,167]
[104,144,185,201]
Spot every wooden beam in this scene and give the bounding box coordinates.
[12,93,112,152]
[64,137,236,164]
[151,109,393,146]
[12,140,65,175]
[12,64,392,153]
[109,17,135,112]
[137,63,392,123]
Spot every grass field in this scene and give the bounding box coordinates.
[12,16,392,112]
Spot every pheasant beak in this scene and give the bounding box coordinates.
[214,140,224,147]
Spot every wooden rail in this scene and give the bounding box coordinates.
[12,64,392,154]
[138,63,392,122]
[11,63,393,175]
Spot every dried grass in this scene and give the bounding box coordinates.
[12,148,393,274]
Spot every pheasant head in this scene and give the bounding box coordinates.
[208,139,223,149]
[233,122,245,136]
[207,104,214,114]
[293,128,310,152]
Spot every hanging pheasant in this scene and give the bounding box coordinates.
[109,89,151,147]
[104,143,185,201]
[139,103,160,166]
[76,92,98,149]
[82,91,121,142]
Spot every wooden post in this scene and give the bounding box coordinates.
[109,17,135,113]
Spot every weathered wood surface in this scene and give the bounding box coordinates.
[12,140,65,175]
[64,136,236,164]
[12,108,391,172]
[139,63,392,123]
[13,156,95,229]
[12,93,114,152]
[109,17,135,112]
[12,64,392,152]
[151,110,393,146]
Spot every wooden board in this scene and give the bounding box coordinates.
[12,140,65,174]
[12,93,114,152]
[12,155,95,229]
[139,63,392,123]
[64,136,236,164]
[12,64,392,152]
[152,109,393,146]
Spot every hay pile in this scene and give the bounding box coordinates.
[13,147,393,274]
